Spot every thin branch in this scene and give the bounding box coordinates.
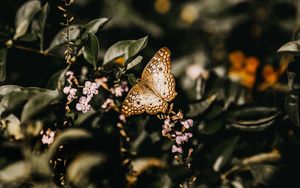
[221,149,281,182]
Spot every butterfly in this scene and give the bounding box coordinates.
[121,47,177,117]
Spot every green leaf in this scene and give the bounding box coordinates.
[127,74,137,85]
[286,89,300,126]
[0,87,47,116]
[250,164,278,185]
[125,36,148,60]
[198,119,223,135]
[0,48,8,82]
[31,3,49,51]
[46,25,81,52]
[126,55,143,71]
[83,32,99,68]
[21,90,60,122]
[186,95,217,117]
[46,65,70,90]
[226,106,280,131]
[103,36,148,65]
[0,85,22,97]
[277,40,300,54]
[213,136,239,172]
[14,0,41,40]
[0,161,30,184]
[46,129,92,160]
[103,40,135,65]
[84,18,110,33]
[67,153,106,187]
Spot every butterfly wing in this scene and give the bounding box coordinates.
[121,84,168,117]
[141,47,177,101]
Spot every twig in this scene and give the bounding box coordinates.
[221,149,281,182]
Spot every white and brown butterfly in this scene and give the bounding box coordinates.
[121,47,177,117]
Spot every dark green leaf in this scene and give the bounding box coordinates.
[198,119,223,135]
[84,18,110,33]
[213,136,239,172]
[226,106,280,131]
[46,65,70,90]
[46,25,80,52]
[0,48,8,82]
[127,74,137,85]
[250,164,278,185]
[125,36,148,60]
[0,87,48,116]
[83,32,99,68]
[126,55,143,71]
[0,161,30,184]
[0,85,22,97]
[186,95,217,117]
[14,0,41,40]
[286,89,300,126]
[74,108,96,126]
[46,129,92,160]
[31,3,49,51]
[67,153,106,187]
[21,90,60,122]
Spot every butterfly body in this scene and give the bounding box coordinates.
[121,47,177,117]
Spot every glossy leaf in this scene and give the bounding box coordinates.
[286,89,300,126]
[213,136,239,172]
[83,32,99,68]
[0,87,47,116]
[67,153,106,187]
[46,65,70,90]
[226,106,280,131]
[31,3,49,51]
[186,95,217,117]
[14,0,41,40]
[103,40,135,65]
[21,90,60,122]
[250,164,278,185]
[46,129,92,160]
[126,55,143,71]
[46,25,80,52]
[103,36,148,65]
[125,36,148,60]
[0,48,7,82]
[0,85,22,97]
[84,18,110,33]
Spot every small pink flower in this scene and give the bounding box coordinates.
[41,129,56,145]
[66,71,74,84]
[175,132,193,145]
[76,96,92,113]
[111,86,123,97]
[63,86,71,94]
[172,145,183,153]
[83,81,99,96]
[101,98,115,110]
[67,88,77,101]
[181,119,193,129]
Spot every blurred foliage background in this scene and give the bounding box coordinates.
[1,0,300,188]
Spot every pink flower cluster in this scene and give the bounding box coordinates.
[110,81,129,97]
[40,129,56,145]
[76,81,99,113]
[63,71,100,113]
[162,116,194,154]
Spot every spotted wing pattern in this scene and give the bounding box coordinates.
[121,84,168,117]
[121,47,176,117]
